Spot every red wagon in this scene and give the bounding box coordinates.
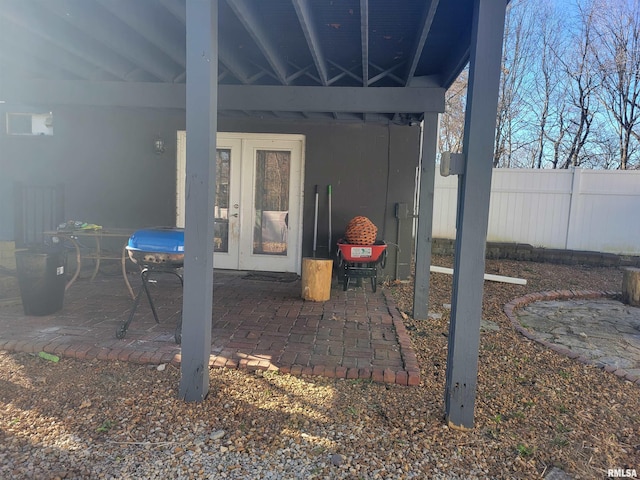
[336,240,387,292]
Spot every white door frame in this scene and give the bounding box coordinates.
[176,131,305,274]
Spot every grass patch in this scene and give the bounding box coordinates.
[96,419,114,433]
[552,435,569,447]
[516,443,534,457]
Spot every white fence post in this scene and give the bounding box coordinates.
[564,167,582,250]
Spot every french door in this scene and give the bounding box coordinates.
[177,132,305,274]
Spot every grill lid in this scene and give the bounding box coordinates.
[127,227,185,253]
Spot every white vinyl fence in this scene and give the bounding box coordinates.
[432,168,640,255]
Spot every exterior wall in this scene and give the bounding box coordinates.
[0,105,185,236]
[0,106,421,279]
[432,168,640,255]
[219,118,421,279]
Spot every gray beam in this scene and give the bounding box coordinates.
[1,78,187,109]
[179,0,218,402]
[218,85,445,113]
[408,75,441,88]
[227,0,289,85]
[444,0,507,430]
[412,113,438,319]
[292,0,329,85]
[1,80,445,113]
[360,0,369,86]
[404,0,439,86]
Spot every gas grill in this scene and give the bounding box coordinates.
[116,227,184,343]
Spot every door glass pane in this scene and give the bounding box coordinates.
[214,149,230,252]
[253,150,290,255]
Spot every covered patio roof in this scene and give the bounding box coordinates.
[0,0,509,430]
[0,0,474,121]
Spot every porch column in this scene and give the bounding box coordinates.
[412,113,438,319]
[444,0,507,429]
[180,0,218,401]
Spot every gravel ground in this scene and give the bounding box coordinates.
[1,257,638,479]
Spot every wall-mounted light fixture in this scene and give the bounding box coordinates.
[154,134,165,155]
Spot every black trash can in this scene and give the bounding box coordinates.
[15,247,67,316]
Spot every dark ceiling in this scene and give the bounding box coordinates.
[0,0,475,123]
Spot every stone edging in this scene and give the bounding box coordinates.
[504,289,640,387]
[431,238,640,268]
[384,292,422,387]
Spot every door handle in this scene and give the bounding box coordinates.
[230,213,238,218]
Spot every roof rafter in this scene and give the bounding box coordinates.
[0,1,133,81]
[246,59,282,84]
[36,0,179,82]
[369,62,406,86]
[95,0,186,68]
[157,0,185,25]
[286,61,321,85]
[218,39,253,84]
[404,0,439,86]
[226,0,290,85]
[440,34,471,88]
[360,0,369,87]
[247,71,267,84]
[2,20,105,81]
[0,50,59,81]
[327,60,362,85]
[291,0,329,85]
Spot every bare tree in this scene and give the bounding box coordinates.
[493,0,537,167]
[529,1,565,168]
[437,0,640,171]
[438,67,467,154]
[590,0,640,169]
[551,1,599,169]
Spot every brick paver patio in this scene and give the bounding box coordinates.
[0,270,420,385]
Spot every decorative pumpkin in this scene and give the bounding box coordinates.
[345,216,377,245]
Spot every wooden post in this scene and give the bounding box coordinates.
[622,267,640,307]
[413,113,439,319]
[444,0,508,430]
[301,258,333,301]
[179,0,218,402]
